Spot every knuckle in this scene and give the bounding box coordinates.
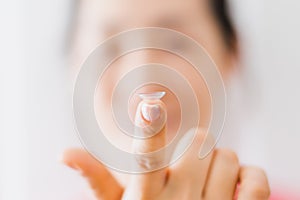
[246,166,269,184]
[250,166,268,177]
[241,166,271,199]
[217,148,239,165]
[134,153,164,170]
[247,183,270,199]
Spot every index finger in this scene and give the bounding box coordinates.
[127,97,168,198]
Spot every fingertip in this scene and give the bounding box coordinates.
[137,100,167,126]
[62,148,77,168]
[141,102,161,122]
[62,148,90,170]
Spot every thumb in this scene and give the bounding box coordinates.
[125,97,168,199]
[62,148,123,200]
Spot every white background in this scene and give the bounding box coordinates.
[0,0,300,199]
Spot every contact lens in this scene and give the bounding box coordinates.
[138,91,166,100]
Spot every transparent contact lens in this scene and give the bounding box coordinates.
[138,91,166,100]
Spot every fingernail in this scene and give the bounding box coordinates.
[141,103,161,122]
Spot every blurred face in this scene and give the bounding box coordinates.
[72,0,233,70]
[70,0,234,151]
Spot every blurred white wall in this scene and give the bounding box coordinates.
[228,0,300,191]
[1,0,95,199]
[20,1,96,199]
[1,1,28,199]
[1,0,300,199]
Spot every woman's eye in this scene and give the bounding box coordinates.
[168,39,188,52]
[105,43,120,57]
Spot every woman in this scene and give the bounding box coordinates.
[63,0,271,199]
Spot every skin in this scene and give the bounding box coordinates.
[64,0,271,199]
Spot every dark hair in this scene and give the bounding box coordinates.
[210,0,237,52]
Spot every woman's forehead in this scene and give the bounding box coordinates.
[78,0,210,31]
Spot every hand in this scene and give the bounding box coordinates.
[63,99,270,200]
